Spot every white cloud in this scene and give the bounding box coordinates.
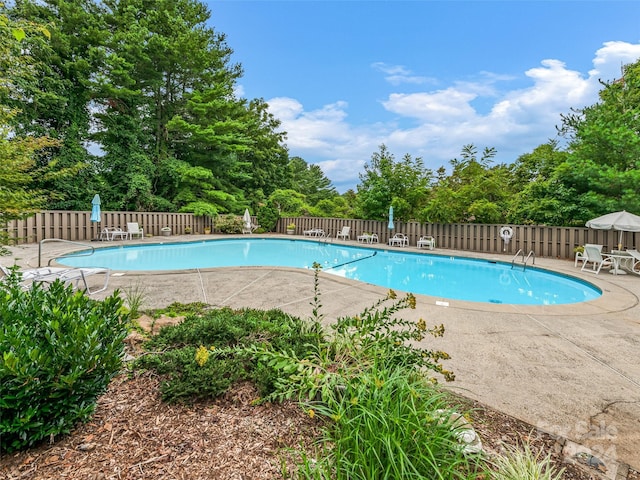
[590,41,640,80]
[266,42,640,192]
[371,62,434,86]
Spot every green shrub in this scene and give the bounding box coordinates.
[256,204,279,232]
[137,346,245,402]
[249,264,454,403]
[135,307,324,402]
[0,277,128,452]
[215,214,243,234]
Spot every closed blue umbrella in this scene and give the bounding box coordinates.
[91,194,101,223]
[388,205,394,230]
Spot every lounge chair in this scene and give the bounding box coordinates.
[580,245,613,274]
[357,233,378,243]
[417,236,436,250]
[126,222,144,239]
[388,233,409,247]
[100,227,128,241]
[623,250,640,274]
[303,228,325,237]
[1,265,111,294]
[575,244,603,267]
[336,226,350,240]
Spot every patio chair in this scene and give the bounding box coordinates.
[242,222,260,234]
[624,250,640,274]
[100,227,128,241]
[417,236,436,250]
[388,233,409,247]
[336,226,351,240]
[575,244,603,267]
[580,244,613,274]
[126,222,144,239]
[303,228,325,237]
[1,265,111,295]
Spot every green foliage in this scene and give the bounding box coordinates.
[134,307,324,402]
[489,442,564,480]
[247,265,454,404]
[0,277,128,452]
[215,214,243,234]
[147,301,210,319]
[136,345,245,403]
[421,144,509,224]
[256,204,280,232]
[288,157,338,205]
[0,5,60,243]
[296,366,477,480]
[268,189,309,216]
[554,59,640,222]
[123,280,148,319]
[356,144,432,221]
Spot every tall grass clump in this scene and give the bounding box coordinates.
[489,442,564,480]
[0,273,128,452]
[268,264,481,479]
[296,364,475,479]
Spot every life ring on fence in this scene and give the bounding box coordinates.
[499,226,514,244]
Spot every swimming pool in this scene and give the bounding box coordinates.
[57,238,601,305]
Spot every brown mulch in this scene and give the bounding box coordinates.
[2,371,632,480]
[1,320,637,480]
[0,374,321,480]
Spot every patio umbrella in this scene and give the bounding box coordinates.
[90,194,101,223]
[243,208,251,230]
[585,210,640,249]
[388,206,394,230]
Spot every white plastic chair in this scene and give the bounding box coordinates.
[1,265,110,295]
[388,233,408,247]
[575,244,603,267]
[581,245,613,274]
[126,222,144,239]
[417,236,436,250]
[336,226,351,240]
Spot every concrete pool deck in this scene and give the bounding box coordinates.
[6,234,640,474]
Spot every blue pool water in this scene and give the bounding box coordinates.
[58,238,601,305]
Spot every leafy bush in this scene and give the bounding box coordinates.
[249,264,454,403]
[215,214,243,234]
[135,307,324,402]
[137,346,245,403]
[0,277,128,452]
[256,204,279,232]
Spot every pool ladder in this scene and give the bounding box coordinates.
[511,249,535,270]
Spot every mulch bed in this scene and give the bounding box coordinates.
[2,370,635,480]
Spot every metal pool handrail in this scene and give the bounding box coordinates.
[38,238,96,267]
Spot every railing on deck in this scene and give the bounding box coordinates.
[4,211,638,261]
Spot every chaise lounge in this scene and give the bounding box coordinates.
[1,265,111,295]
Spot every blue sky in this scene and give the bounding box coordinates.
[207,1,640,192]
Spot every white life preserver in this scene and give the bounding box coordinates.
[500,226,513,244]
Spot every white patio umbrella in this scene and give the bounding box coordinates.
[243,208,252,231]
[585,210,640,249]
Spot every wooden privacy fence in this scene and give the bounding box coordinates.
[4,211,638,260]
[4,211,211,244]
[279,216,639,260]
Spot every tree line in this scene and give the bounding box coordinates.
[2,0,639,233]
